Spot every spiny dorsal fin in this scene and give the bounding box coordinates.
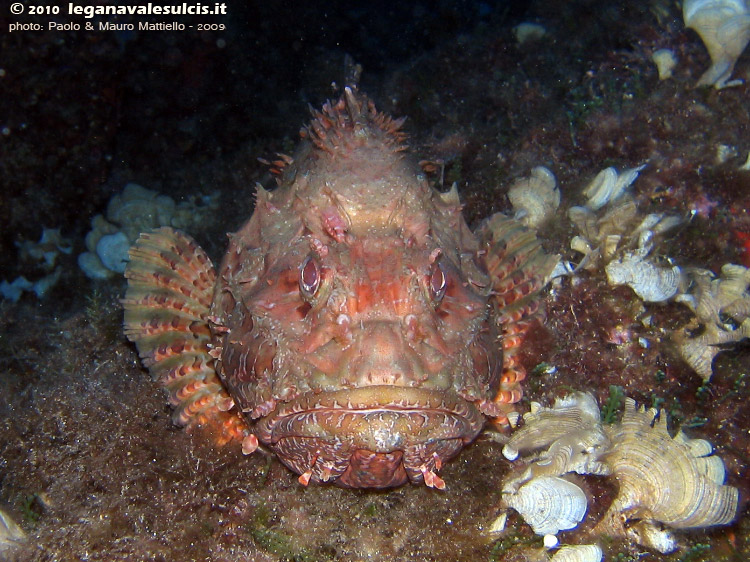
[300,88,407,155]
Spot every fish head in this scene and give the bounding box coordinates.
[213,163,500,488]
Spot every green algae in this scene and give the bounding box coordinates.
[601,384,624,424]
[18,494,42,524]
[489,532,540,562]
[247,502,331,562]
[677,543,711,562]
[683,415,709,429]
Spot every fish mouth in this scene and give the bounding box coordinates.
[254,386,485,488]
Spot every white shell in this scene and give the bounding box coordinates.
[503,392,601,460]
[605,253,682,302]
[501,392,740,554]
[567,206,596,238]
[674,330,722,379]
[508,166,560,228]
[107,183,176,241]
[570,235,593,256]
[683,0,750,88]
[674,263,750,380]
[486,511,507,534]
[632,212,682,237]
[626,521,678,554]
[675,319,750,380]
[80,184,219,279]
[504,476,588,536]
[549,544,603,562]
[550,260,575,279]
[716,143,739,164]
[0,506,26,551]
[652,48,678,80]
[597,399,739,550]
[96,232,131,274]
[582,167,618,210]
[601,234,621,261]
[502,393,610,495]
[582,165,645,210]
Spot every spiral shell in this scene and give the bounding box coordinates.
[504,476,588,536]
[597,399,739,551]
[605,252,683,302]
[508,166,560,228]
[549,544,603,562]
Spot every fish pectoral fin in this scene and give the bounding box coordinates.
[476,214,559,423]
[123,227,246,444]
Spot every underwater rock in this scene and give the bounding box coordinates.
[508,166,560,228]
[683,0,750,88]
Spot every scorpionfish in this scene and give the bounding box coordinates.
[123,88,556,489]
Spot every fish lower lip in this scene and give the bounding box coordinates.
[254,386,485,487]
[256,386,483,443]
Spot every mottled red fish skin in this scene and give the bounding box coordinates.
[206,89,503,487]
[124,88,554,488]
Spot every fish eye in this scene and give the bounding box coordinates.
[428,261,447,303]
[300,256,321,300]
